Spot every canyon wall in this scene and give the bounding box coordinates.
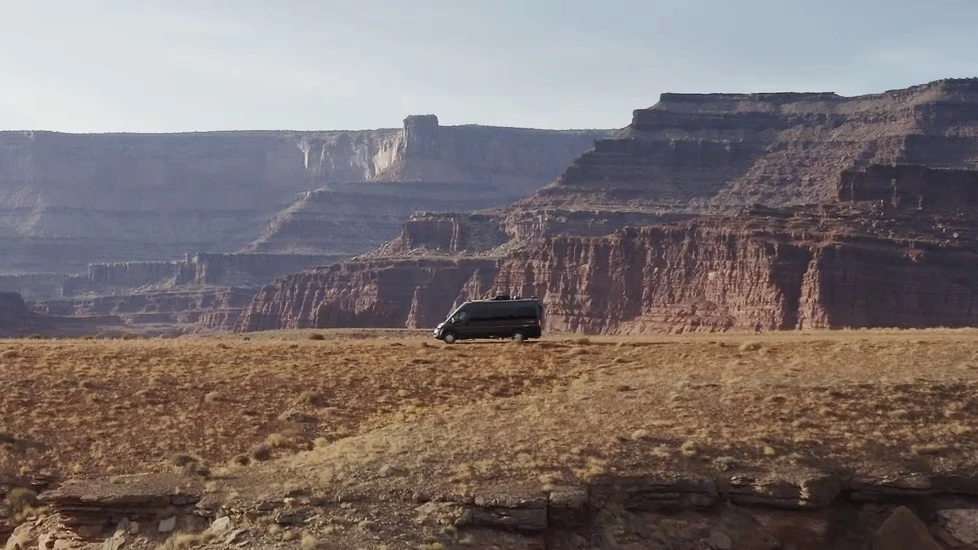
[522,78,978,212]
[238,78,978,334]
[237,258,499,332]
[0,118,607,275]
[0,274,66,301]
[0,291,121,337]
[36,287,254,330]
[243,182,525,256]
[55,253,339,297]
[238,207,978,334]
[1,115,605,332]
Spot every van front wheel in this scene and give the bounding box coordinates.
[513,331,526,344]
[442,332,457,344]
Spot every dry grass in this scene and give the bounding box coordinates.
[0,336,562,479]
[1,329,978,487]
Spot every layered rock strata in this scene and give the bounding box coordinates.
[238,201,978,333]
[59,253,341,297]
[237,258,498,332]
[28,454,978,548]
[244,183,524,256]
[0,116,606,274]
[239,79,978,334]
[2,116,605,331]
[36,287,255,331]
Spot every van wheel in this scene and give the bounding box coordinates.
[442,332,457,344]
[513,331,526,344]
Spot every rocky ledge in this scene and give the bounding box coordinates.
[11,465,977,548]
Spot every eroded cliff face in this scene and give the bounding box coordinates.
[1,115,606,332]
[238,79,978,334]
[35,287,254,331]
[49,253,338,297]
[519,78,978,213]
[23,253,345,331]
[0,291,120,337]
[244,183,520,256]
[239,203,978,334]
[0,117,608,275]
[236,258,498,332]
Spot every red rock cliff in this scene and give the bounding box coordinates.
[239,203,978,334]
[236,258,499,332]
[237,78,978,334]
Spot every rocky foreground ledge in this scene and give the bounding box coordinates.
[17,462,978,548]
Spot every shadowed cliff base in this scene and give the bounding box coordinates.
[238,78,978,335]
[0,292,124,338]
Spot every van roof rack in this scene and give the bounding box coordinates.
[483,294,538,301]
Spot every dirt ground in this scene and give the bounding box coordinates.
[3,329,978,548]
[1,329,976,485]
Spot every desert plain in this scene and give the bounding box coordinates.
[1,329,977,548]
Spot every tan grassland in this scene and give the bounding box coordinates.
[1,328,977,484]
[3,329,978,548]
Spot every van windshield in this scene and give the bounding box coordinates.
[445,303,465,322]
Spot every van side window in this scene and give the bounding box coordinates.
[466,303,491,321]
[516,306,537,319]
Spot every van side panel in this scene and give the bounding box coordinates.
[440,299,544,341]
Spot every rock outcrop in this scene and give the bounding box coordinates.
[237,258,498,332]
[239,78,978,334]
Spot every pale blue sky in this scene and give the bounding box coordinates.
[0,0,975,132]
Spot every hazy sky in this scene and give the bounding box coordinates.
[1,0,975,132]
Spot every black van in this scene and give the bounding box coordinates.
[433,295,544,344]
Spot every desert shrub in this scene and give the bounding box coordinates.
[4,488,38,514]
[249,444,272,462]
[739,341,762,352]
[297,391,327,407]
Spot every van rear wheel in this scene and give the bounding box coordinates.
[442,332,457,344]
[513,331,526,343]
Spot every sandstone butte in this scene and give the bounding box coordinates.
[0,116,607,334]
[237,78,978,335]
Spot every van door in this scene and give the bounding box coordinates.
[466,303,496,339]
[449,304,475,339]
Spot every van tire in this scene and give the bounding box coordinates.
[442,332,457,344]
[513,331,526,343]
